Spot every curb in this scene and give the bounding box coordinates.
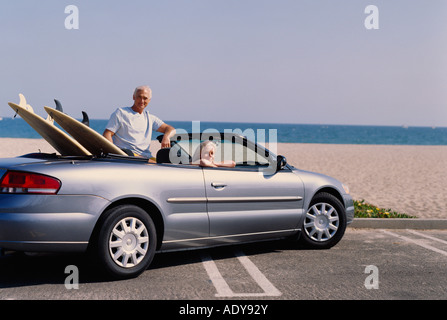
[350,218,447,230]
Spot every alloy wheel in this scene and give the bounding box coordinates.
[304,202,340,242]
[108,217,149,268]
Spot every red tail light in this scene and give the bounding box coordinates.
[0,171,61,194]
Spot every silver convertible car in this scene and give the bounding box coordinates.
[0,132,354,278]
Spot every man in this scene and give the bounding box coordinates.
[103,85,175,161]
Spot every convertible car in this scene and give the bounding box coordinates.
[0,132,354,278]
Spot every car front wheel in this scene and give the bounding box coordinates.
[96,205,157,279]
[300,192,347,249]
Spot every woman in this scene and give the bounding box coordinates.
[192,141,236,168]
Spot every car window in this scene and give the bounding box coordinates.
[216,139,270,167]
[172,136,270,168]
[176,139,201,160]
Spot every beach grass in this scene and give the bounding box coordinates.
[354,199,417,219]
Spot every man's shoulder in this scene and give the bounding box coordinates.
[116,106,133,113]
[112,106,133,117]
[144,109,162,120]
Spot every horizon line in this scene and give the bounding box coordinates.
[0,116,445,129]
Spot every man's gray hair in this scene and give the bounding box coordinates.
[133,85,152,99]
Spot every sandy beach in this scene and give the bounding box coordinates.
[1,138,446,219]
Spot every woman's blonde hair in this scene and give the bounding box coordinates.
[191,140,216,163]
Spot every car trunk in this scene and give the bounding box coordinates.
[0,153,91,174]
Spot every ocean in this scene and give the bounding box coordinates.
[0,117,446,146]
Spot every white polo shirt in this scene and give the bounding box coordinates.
[105,107,164,158]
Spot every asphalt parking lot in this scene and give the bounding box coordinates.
[1,227,446,303]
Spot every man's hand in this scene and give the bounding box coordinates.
[157,124,176,149]
[161,136,171,149]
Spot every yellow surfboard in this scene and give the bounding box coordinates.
[8,94,91,156]
[44,105,127,156]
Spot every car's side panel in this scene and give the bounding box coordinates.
[152,165,210,249]
[0,194,109,252]
[202,167,305,242]
[20,161,211,251]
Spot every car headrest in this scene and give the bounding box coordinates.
[156,148,171,163]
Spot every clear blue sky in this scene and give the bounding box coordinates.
[1,1,446,126]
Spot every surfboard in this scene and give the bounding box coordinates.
[8,94,91,156]
[43,105,127,156]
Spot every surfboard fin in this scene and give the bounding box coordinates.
[81,111,90,127]
[18,93,34,113]
[54,99,64,113]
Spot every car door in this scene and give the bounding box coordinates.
[202,137,304,242]
[147,163,209,251]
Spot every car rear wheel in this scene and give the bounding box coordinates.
[300,192,347,249]
[96,205,157,279]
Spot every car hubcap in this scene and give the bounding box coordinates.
[109,217,149,268]
[304,202,339,242]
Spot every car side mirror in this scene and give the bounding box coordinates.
[276,155,287,172]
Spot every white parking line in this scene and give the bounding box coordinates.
[407,230,447,245]
[201,253,234,297]
[201,251,282,298]
[234,250,282,297]
[381,230,447,257]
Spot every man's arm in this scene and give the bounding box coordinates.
[157,124,176,148]
[103,129,115,144]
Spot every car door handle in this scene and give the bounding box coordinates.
[211,182,227,189]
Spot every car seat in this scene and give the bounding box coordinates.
[156,148,171,163]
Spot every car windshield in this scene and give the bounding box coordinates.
[166,134,272,167]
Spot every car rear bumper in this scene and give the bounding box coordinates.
[0,194,109,252]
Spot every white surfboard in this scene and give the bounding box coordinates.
[8,94,91,156]
[44,105,127,156]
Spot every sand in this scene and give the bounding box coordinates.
[276,143,447,219]
[1,138,446,219]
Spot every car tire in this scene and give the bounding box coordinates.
[96,204,157,279]
[299,192,347,249]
